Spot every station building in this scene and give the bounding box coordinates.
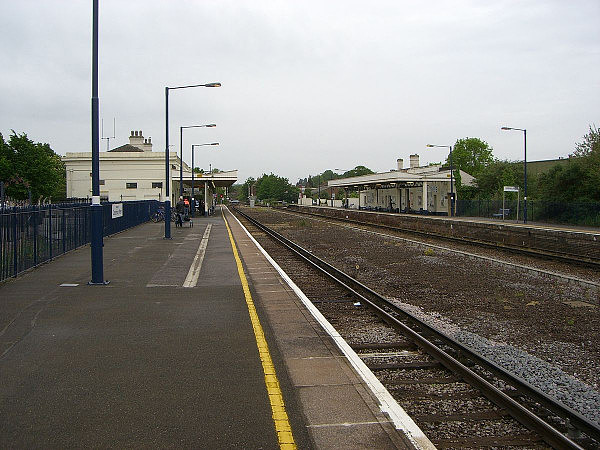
[62,130,237,213]
[327,154,474,215]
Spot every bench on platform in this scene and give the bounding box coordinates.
[492,208,511,218]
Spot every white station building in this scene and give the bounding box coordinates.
[327,154,474,215]
[62,130,237,213]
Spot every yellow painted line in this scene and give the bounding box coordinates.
[222,209,297,449]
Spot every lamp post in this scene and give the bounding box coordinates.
[164,82,220,239]
[179,124,216,199]
[501,126,527,223]
[191,143,219,217]
[317,173,321,205]
[427,144,454,217]
[89,0,107,284]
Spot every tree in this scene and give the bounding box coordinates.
[0,132,65,202]
[450,137,494,178]
[573,124,600,158]
[255,173,299,203]
[474,159,523,199]
[537,124,600,202]
[342,165,374,177]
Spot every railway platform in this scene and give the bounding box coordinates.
[0,206,425,449]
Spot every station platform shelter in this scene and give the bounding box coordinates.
[327,155,474,215]
[0,206,430,449]
[173,170,237,215]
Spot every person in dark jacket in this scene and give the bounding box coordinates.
[175,196,185,227]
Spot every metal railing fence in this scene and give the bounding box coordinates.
[456,199,600,227]
[0,200,159,282]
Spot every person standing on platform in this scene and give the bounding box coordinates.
[175,196,185,227]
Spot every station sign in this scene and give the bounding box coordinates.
[111,203,123,218]
[503,186,520,192]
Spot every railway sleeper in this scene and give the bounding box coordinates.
[415,409,510,423]
[350,341,416,351]
[383,376,460,385]
[366,360,441,370]
[394,390,482,401]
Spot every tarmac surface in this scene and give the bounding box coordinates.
[0,206,420,449]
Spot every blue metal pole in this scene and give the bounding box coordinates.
[90,0,106,284]
[179,126,184,199]
[523,129,527,224]
[12,208,17,277]
[164,87,172,239]
[449,145,454,217]
[191,144,195,218]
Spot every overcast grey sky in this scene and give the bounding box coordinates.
[1,0,599,183]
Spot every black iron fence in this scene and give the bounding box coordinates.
[0,200,159,282]
[456,199,600,227]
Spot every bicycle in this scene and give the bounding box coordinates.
[151,209,165,222]
[151,209,178,223]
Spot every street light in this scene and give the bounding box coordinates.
[501,126,527,223]
[179,124,216,198]
[164,82,220,239]
[427,144,455,216]
[191,143,219,217]
[89,0,108,284]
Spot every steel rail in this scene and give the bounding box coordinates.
[283,206,600,268]
[233,206,597,449]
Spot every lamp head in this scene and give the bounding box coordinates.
[205,82,221,87]
[501,127,511,130]
[210,143,219,146]
[426,144,434,147]
[205,124,217,127]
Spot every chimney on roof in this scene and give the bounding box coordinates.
[141,137,153,152]
[410,154,420,168]
[397,158,403,170]
[129,129,144,148]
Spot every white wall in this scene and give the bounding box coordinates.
[63,152,179,202]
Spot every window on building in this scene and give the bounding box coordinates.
[152,182,163,188]
[126,182,137,189]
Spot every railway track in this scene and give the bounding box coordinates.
[283,206,600,269]
[232,206,600,449]
[271,206,600,301]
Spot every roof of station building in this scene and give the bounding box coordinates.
[328,165,474,188]
[108,144,144,152]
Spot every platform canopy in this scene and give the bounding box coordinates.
[327,166,466,190]
[179,170,238,188]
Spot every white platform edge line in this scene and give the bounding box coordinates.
[226,207,436,450]
[183,224,212,288]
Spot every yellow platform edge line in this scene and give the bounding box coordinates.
[222,209,297,450]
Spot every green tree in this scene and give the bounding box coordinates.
[475,159,523,199]
[573,124,600,158]
[0,132,65,202]
[537,124,600,202]
[342,165,374,177]
[255,173,299,203]
[450,137,494,178]
[447,137,494,200]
